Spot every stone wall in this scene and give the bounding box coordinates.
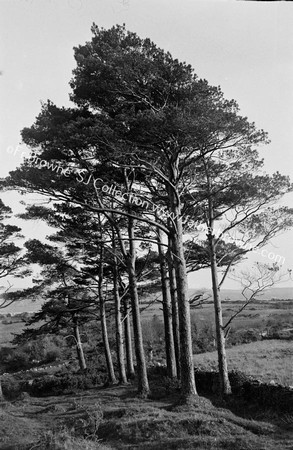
[194,369,293,412]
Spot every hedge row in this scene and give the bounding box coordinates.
[194,369,293,412]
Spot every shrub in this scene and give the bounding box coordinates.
[67,400,103,438]
[163,376,181,394]
[228,328,261,347]
[5,350,31,372]
[45,349,61,363]
[30,370,106,396]
[1,375,26,399]
[192,321,215,354]
[31,428,110,450]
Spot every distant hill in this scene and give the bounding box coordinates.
[189,287,293,302]
[1,287,292,316]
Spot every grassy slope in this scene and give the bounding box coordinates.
[1,381,293,450]
[194,340,293,385]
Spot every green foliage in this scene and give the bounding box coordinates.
[24,239,62,265]
[191,319,215,354]
[30,369,106,396]
[228,328,260,346]
[0,198,28,289]
[44,349,61,363]
[0,335,64,373]
[1,374,25,399]
[142,315,164,345]
[4,350,31,372]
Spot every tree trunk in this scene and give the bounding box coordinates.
[123,298,135,378]
[127,217,150,397]
[157,228,177,378]
[169,195,197,399]
[72,316,87,371]
[208,234,232,395]
[0,379,3,401]
[168,237,181,379]
[113,234,128,384]
[99,247,117,384]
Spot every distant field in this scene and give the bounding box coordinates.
[0,321,25,346]
[141,290,293,333]
[193,340,293,386]
[0,298,44,315]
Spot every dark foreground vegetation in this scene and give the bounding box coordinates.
[1,364,293,450]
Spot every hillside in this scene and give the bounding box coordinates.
[1,374,293,449]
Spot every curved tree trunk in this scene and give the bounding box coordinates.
[157,228,177,378]
[73,315,87,371]
[0,379,3,401]
[127,217,150,397]
[123,298,135,378]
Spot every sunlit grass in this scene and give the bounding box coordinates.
[193,340,293,386]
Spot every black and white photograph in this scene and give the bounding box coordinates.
[0,0,293,448]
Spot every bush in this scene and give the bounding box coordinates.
[45,349,61,363]
[1,375,26,399]
[30,370,106,396]
[5,350,31,372]
[64,399,103,438]
[192,321,215,354]
[142,315,165,345]
[31,375,64,396]
[228,328,260,346]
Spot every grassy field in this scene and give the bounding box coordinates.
[0,320,25,346]
[194,340,293,386]
[141,291,293,332]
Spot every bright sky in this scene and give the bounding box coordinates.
[0,0,293,290]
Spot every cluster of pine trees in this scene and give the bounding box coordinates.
[2,24,293,400]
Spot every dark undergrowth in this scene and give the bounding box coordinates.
[1,367,293,449]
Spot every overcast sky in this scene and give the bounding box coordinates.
[0,0,293,290]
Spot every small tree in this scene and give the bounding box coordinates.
[0,199,27,292]
[224,262,292,332]
[0,198,29,399]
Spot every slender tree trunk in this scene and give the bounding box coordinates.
[123,298,135,378]
[127,217,150,397]
[0,379,3,401]
[112,234,128,384]
[208,234,232,395]
[202,151,232,397]
[168,237,181,379]
[169,186,197,399]
[99,247,117,384]
[157,228,177,378]
[72,316,87,371]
